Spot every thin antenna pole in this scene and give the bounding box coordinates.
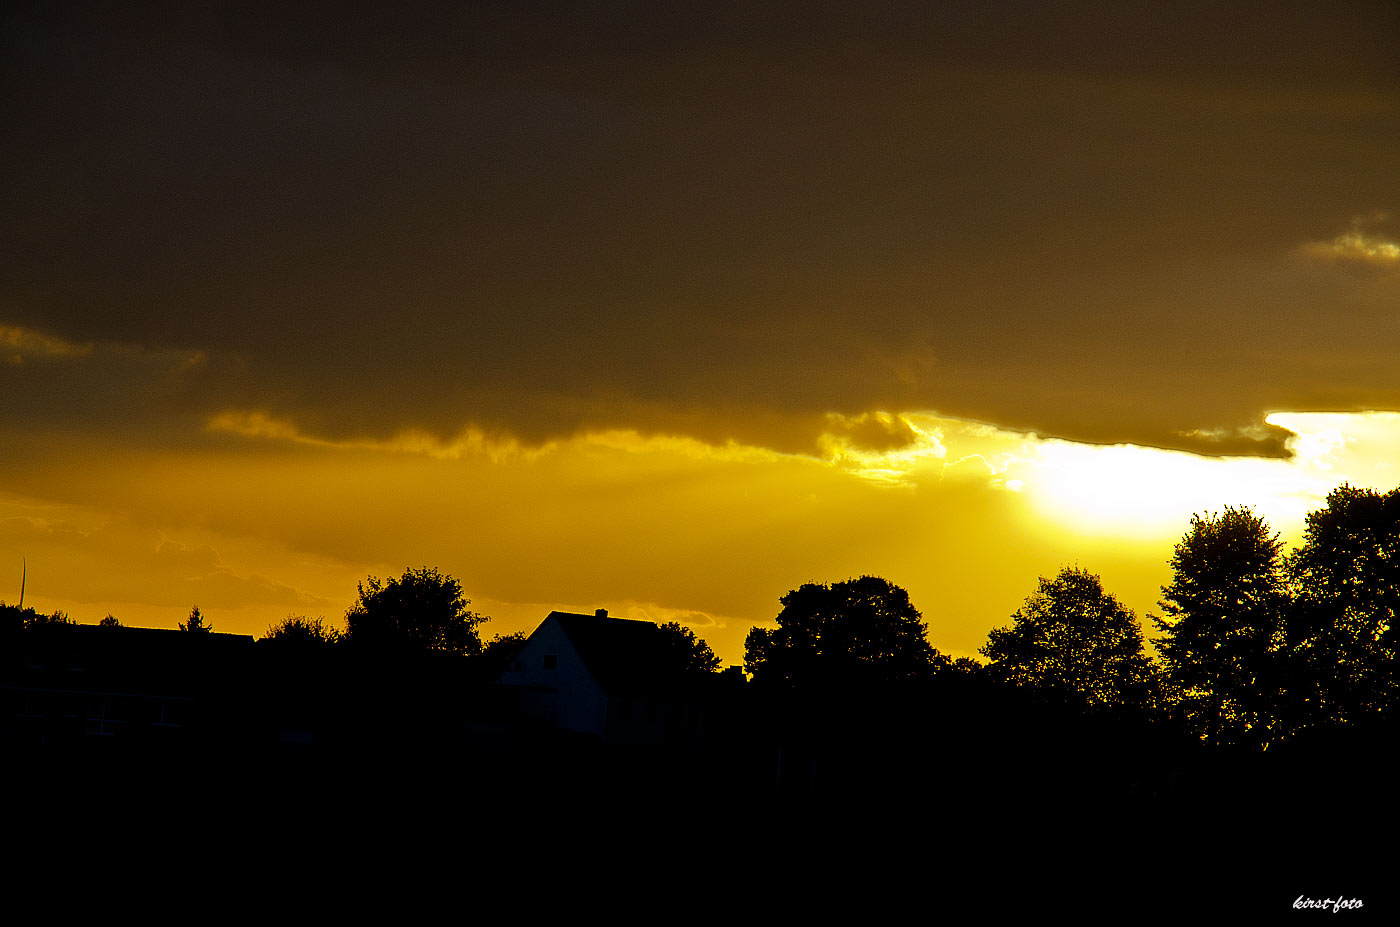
[19,557,25,610]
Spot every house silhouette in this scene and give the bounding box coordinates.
[2,621,255,748]
[496,609,708,745]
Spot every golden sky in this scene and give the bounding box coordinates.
[4,3,1400,664]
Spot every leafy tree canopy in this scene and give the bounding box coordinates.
[1,603,70,631]
[262,614,343,648]
[1287,483,1400,724]
[1155,506,1287,746]
[745,576,944,690]
[345,566,485,657]
[656,621,722,676]
[982,567,1157,713]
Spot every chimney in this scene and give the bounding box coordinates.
[595,608,608,618]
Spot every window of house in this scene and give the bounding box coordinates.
[542,654,557,670]
[154,701,184,728]
[18,692,43,719]
[85,701,122,736]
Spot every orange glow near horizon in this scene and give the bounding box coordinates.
[7,409,1400,666]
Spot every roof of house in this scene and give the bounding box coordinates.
[547,610,699,697]
[5,622,256,695]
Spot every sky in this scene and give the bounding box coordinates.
[3,2,1400,664]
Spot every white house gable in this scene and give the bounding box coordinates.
[498,613,608,734]
[497,608,710,745]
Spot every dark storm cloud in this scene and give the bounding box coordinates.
[4,2,1399,457]
[0,325,226,442]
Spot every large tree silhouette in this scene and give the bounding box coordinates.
[657,621,722,675]
[345,566,485,657]
[982,567,1158,713]
[1155,507,1288,748]
[1287,484,1400,727]
[745,576,942,690]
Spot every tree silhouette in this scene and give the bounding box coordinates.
[1155,507,1288,748]
[3,604,69,631]
[745,576,943,690]
[477,631,529,678]
[982,567,1158,713]
[1287,484,1400,727]
[657,621,722,675]
[263,615,342,648]
[179,605,212,632]
[345,566,485,656]
[28,609,72,628]
[99,614,121,627]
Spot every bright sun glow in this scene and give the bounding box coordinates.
[1005,411,1400,540]
[1018,441,1309,537]
[820,410,1400,544]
